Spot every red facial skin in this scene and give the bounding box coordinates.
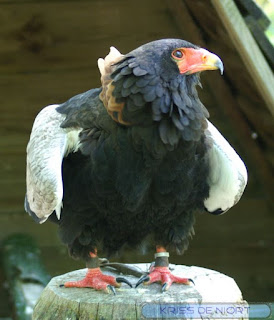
[172,47,223,75]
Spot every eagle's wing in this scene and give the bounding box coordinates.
[25,104,80,223]
[25,47,123,224]
[204,120,248,214]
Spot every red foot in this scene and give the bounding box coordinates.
[64,268,120,293]
[136,266,193,291]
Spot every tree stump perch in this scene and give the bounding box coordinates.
[33,264,246,320]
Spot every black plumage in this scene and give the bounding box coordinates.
[26,39,244,292]
[49,39,211,261]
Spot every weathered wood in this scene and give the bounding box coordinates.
[33,264,246,320]
[211,0,274,117]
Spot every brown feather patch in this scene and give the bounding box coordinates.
[98,47,130,125]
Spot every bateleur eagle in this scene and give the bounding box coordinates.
[25,39,247,293]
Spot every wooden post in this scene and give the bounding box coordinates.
[33,264,246,320]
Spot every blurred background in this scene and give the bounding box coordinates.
[0,0,273,317]
[256,0,274,43]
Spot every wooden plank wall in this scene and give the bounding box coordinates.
[0,0,182,220]
[0,1,183,315]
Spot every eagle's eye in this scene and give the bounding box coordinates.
[172,49,184,59]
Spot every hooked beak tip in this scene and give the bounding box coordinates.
[216,59,224,75]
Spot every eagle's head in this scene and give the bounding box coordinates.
[98,39,223,144]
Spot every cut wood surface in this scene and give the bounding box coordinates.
[33,264,246,320]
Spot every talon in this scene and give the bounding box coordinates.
[138,265,193,291]
[99,258,109,265]
[161,282,168,292]
[107,285,116,295]
[135,275,150,288]
[116,277,132,288]
[149,262,155,272]
[63,267,123,292]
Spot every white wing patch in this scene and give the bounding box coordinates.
[204,120,248,213]
[26,104,81,223]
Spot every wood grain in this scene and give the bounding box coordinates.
[33,264,245,320]
[211,0,274,116]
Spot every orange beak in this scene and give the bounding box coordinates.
[175,48,224,75]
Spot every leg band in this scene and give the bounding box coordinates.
[154,255,169,267]
[86,256,100,268]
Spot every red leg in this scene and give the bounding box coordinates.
[136,246,193,292]
[63,251,132,293]
[64,267,120,292]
